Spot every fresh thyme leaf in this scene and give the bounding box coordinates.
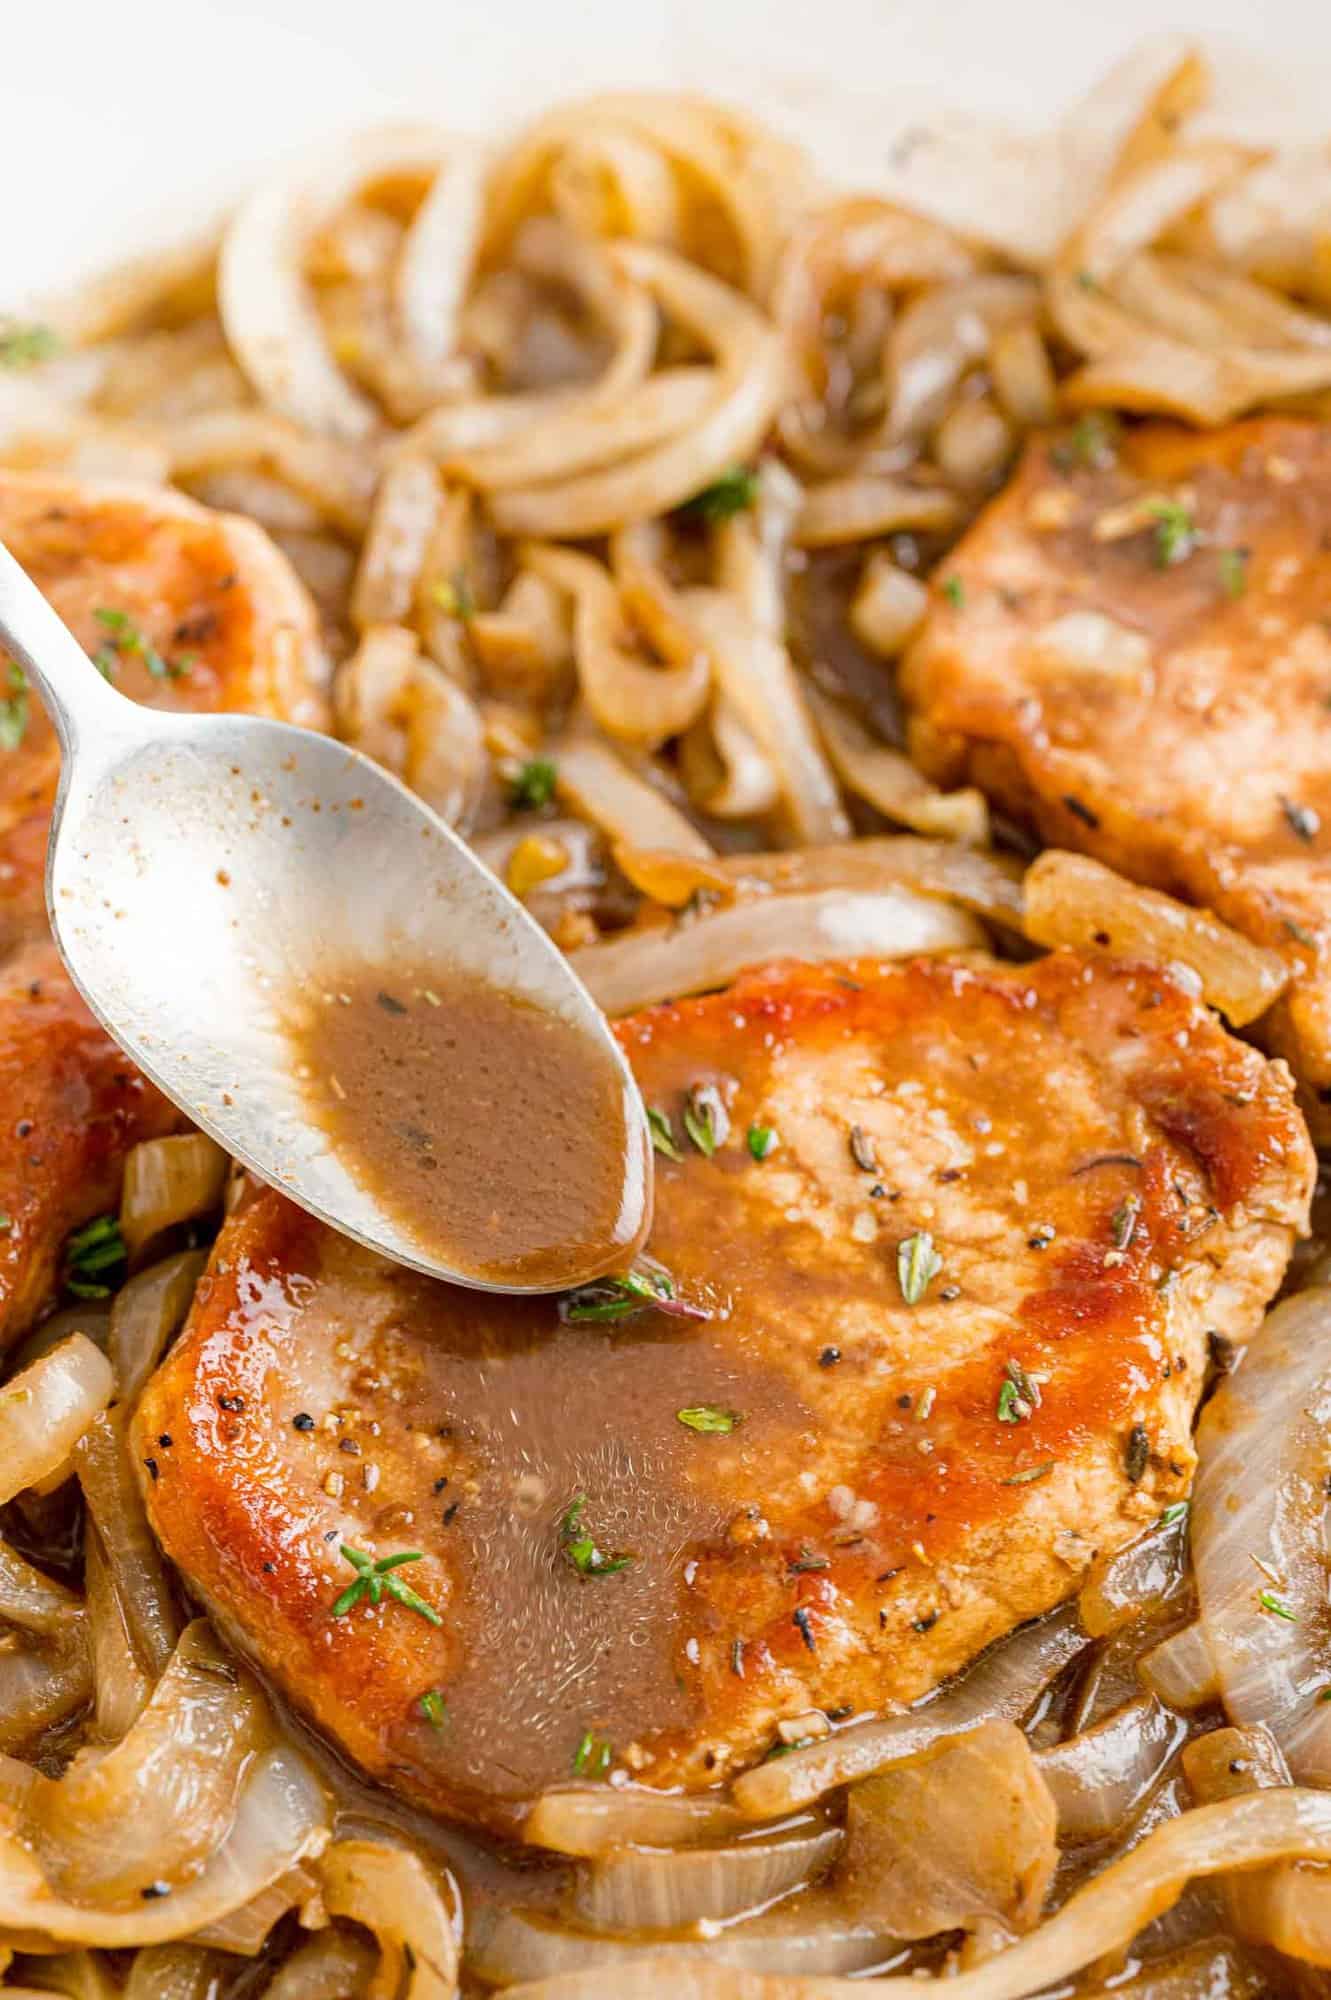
[430,568,475,621]
[848,1123,879,1173]
[941,575,966,609]
[572,1729,614,1777]
[63,1213,126,1299]
[996,1360,1040,1425]
[683,465,759,522]
[418,1688,448,1729]
[1159,1501,1190,1527]
[560,1495,633,1578]
[1002,1460,1056,1486]
[331,1545,442,1625]
[1075,269,1100,292]
[646,1106,682,1161]
[1053,411,1120,472]
[677,1405,741,1434]
[0,663,28,751]
[1218,547,1248,599]
[0,320,59,369]
[1149,499,1196,569]
[558,1262,695,1324]
[1258,1589,1297,1622]
[93,605,185,681]
[897,1231,942,1306]
[509,757,557,810]
[747,1122,778,1161]
[0,1213,11,1234]
[683,1081,729,1156]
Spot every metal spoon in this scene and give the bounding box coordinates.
[0,541,651,1292]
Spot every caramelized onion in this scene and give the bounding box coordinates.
[1079,1508,1189,1638]
[525,1786,746,1858]
[1022,852,1287,1027]
[25,1622,267,1904]
[0,1543,83,1640]
[0,1633,93,1755]
[806,685,987,844]
[1183,1725,1331,1968]
[0,1336,113,1507]
[260,1930,377,2000]
[118,1136,228,1263]
[318,1838,460,2000]
[82,1520,151,1739]
[74,1410,180,1680]
[108,1252,208,1409]
[1037,1696,1184,1844]
[0,1743,328,1945]
[122,1944,228,2000]
[733,1606,1086,1821]
[569,1823,842,1936]
[1139,1621,1220,1712]
[467,1900,898,1985]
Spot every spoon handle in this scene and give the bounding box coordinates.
[0,539,128,759]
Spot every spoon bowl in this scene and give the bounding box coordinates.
[0,541,652,1292]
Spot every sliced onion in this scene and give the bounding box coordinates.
[188,1862,319,1954]
[1139,1621,1220,1712]
[467,1898,898,1985]
[526,1786,746,1859]
[118,1136,228,1263]
[350,454,442,630]
[24,1621,266,1903]
[13,1949,122,2000]
[74,1410,180,1680]
[572,882,981,1016]
[162,409,378,540]
[732,1606,1086,1821]
[1079,1509,1189,1639]
[1075,1937,1269,2000]
[123,1944,229,2000]
[842,1722,1056,1939]
[260,1929,377,2000]
[83,1517,151,1738]
[501,1792,1331,2000]
[722,839,1025,930]
[0,1336,113,1507]
[1183,1725,1331,1969]
[794,477,957,549]
[1037,1696,1183,1844]
[318,1838,460,2000]
[0,1742,329,1945]
[806,684,987,844]
[886,275,1041,443]
[570,1823,841,1937]
[394,146,487,381]
[0,1542,83,1640]
[1192,1289,1331,1781]
[0,1631,93,1754]
[109,1252,208,1409]
[550,739,713,859]
[1022,851,1287,1028]
[849,554,929,660]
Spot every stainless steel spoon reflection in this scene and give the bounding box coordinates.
[0,540,651,1293]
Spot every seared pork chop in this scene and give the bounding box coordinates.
[0,473,325,1342]
[136,952,1311,1835]
[901,417,1331,1130]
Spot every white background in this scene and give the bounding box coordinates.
[2,0,1327,299]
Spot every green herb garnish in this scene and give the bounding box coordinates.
[1110,1194,1141,1251]
[1159,1501,1190,1527]
[1149,499,1196,569]
[747,1122,778,1161]
[573,1729,615,1777]
[509,757,557,810]
[559,1262,701,1324]
[684,465,759,522]
[430,568,475,621]
[1002,1460,1056,1486]
[677,1405,741,1434]
[63,1213,126,1299]
[0,1213,12,1234]
[997,1359,1040,1425]
[331,1546,443,1625]
[1218,548,1248,599]
[683,1081,729,1157]
[1259,1589,1297,1622]
[647,1106,682,1161]
[897,1231,942,1306]
[0,664,28,751]
[941,575,966,609]
[1053,411,1120,472]
[561,1495,633,1578]
[418,1688,448,1729]
[0,320,59,369]
[93,606,185,682]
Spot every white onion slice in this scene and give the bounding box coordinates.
[108,1252,208,1409]
[0,1542,83,1639]
[733,1606,1086,1821]
[501,1792,1331,1999]
[570,1823,841,1937]
[1036,1696,1183,1844]
[118,1136,228,1263]
[526,1786,746,1858]
[318,1838,460,2000]
[572,884,982,1017]
[260,1930,377,2000]
[75,1411,180,1680]
[1192,1288,1331,1781]
[1139,1621,1220,1712]
[0,1336,113,1507]
[123,1944,229,2000]
[0,1744,328,1945]
[1079,1509,1189,1639]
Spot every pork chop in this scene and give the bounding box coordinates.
[900,416,1331,1131]
[0,473,326,1342]
[136,951,1312,1836]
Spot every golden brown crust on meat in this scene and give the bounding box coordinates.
[136,951,1312,1834]
[0,473,327,1342]
[901,418,1331,1130]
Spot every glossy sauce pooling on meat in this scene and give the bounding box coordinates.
[286,961,648,1287]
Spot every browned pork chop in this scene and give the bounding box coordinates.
[901,416,1331,1130]
[0,473,325,1342]
[136,952,1311,1836]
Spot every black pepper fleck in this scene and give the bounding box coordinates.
[217,1393,245,1414]
[292,1412,315,1432]
[818,1346,841,1368]
[143,1457,159,1482]
[443,1501,460,1524]
[157,1433,173,1449]
[793,1605,817,1653]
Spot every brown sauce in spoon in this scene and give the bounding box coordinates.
[286,961,648,1287]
